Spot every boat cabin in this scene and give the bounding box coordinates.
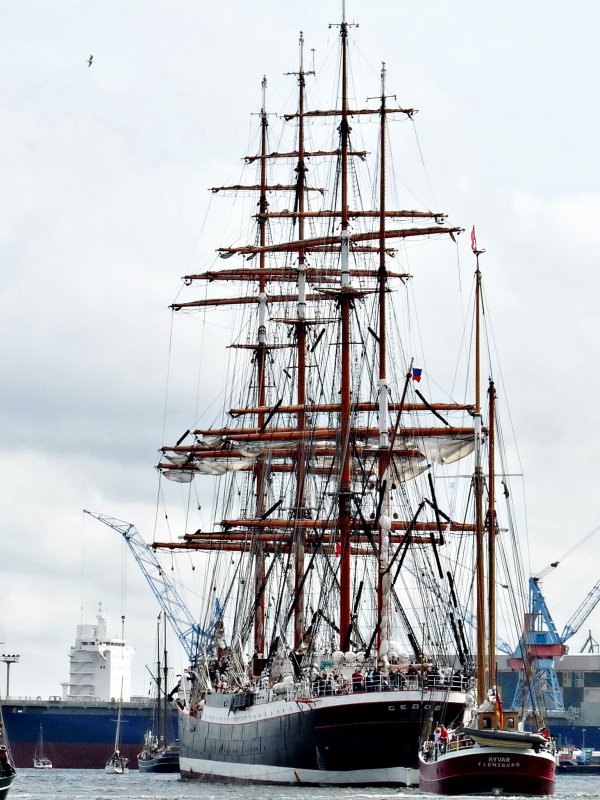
[479,710,518,731]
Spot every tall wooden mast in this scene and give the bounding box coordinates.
[290,33,313,649]
[377,63,391,651]
[337,7,354,651]
[253,76,269,657]
[473,248,487,698]
[487,379,497,689]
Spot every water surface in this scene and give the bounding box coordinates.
[9,770,599,800]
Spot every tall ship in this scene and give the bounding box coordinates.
[143,3,502,788]
[3,609,162,769]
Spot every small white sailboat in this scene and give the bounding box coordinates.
[104,703,129,774]
[33,724,52,769]
[105,630,129,775]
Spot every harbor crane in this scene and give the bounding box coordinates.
[83,510,218,663]
[509,557,600,711]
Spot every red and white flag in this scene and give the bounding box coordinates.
[471,225,477,253]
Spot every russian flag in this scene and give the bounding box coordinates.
[412,367,422,382]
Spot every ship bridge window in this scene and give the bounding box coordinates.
[575,672,585,688]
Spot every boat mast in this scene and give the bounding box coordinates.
[156,613,162,744]
[377,62,391,653]
[473,250,487,698]
[253,76,270,659]
[162,612,169,745]
[337,4,354,651]
[487,379,497,692]
[290,33,313,649]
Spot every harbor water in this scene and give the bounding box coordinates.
[7,771,600,800]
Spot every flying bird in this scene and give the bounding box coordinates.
[87,54,93,67]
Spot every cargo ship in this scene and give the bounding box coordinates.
[3,608,174,769]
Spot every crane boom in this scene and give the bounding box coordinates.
[84,510,215,662]
[561,581,600,642]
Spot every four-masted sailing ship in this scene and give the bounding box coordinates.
[151,5,543,788]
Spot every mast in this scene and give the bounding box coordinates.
[290,32,313,649]
[487,379,497,691]
[162,612,169,745]
[156,613,161,744]
[337,6,354,651]
[253,76,269,658]
[473,243,487,699]
[377,62,391,653]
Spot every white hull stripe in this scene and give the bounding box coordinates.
[180,756,418,786]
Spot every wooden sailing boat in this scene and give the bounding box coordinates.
[137,613,179,773]
[417,250,557,795]
[147,2,503,789]
[32,724,52,769]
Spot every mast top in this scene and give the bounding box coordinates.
[285,31,315,79]
[330,0,358,31]
[471,225,486,261]
[261,75,267,116]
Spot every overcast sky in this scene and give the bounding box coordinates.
[2,0,600,700]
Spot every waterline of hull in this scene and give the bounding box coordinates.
[180,755,417,786]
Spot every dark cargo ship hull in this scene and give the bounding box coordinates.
[2,699,175,769]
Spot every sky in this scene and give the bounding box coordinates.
[2,0,600,700]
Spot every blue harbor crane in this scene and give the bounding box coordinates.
[83,510,218,663]
[509,569,600,711]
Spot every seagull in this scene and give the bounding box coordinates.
[87,54,93,67]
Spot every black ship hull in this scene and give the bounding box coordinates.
[138,748,179,773]
[180,687,465,786]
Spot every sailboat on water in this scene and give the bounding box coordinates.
[33,724,52,769]
[105,622,129,775]
[417,251,557,795]
[137,613,179,773]
[104,702,129,775]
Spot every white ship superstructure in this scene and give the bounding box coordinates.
[63,607,134,702]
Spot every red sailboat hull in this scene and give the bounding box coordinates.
[419,746,556,796]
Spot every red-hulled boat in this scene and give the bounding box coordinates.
[419,256,556,795]
[419,721,556,795]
